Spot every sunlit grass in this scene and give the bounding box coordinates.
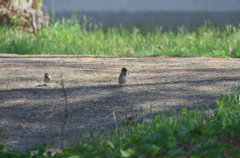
[0,15,239,57]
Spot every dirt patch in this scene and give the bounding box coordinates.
[0,54,240,151]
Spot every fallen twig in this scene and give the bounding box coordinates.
[60,74,69,149]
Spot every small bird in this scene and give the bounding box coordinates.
[227,45,233,54]
[44,72,51,85]
[159,45,166,52]
[119,67,128,85]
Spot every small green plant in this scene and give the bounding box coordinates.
[10,15,20,26]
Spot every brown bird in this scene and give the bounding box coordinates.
[159,45,166,52]
[44,72,51,85]
[227,45,233,54]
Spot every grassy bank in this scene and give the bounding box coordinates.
[1,88,240,157]
[0,15,239,57]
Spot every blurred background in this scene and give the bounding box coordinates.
[0,0,239,56]
[42,0,240,31]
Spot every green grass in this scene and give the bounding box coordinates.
[1,87,240,157]
[0,14,239,57]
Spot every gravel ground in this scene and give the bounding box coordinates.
[0,54,240,151]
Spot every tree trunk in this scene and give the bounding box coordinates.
[4,0,33,9]
[0,0,49,33]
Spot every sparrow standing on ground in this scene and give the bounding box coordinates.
[44,72,51,85]
[227,45,233,54]
[119,67,128,85]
